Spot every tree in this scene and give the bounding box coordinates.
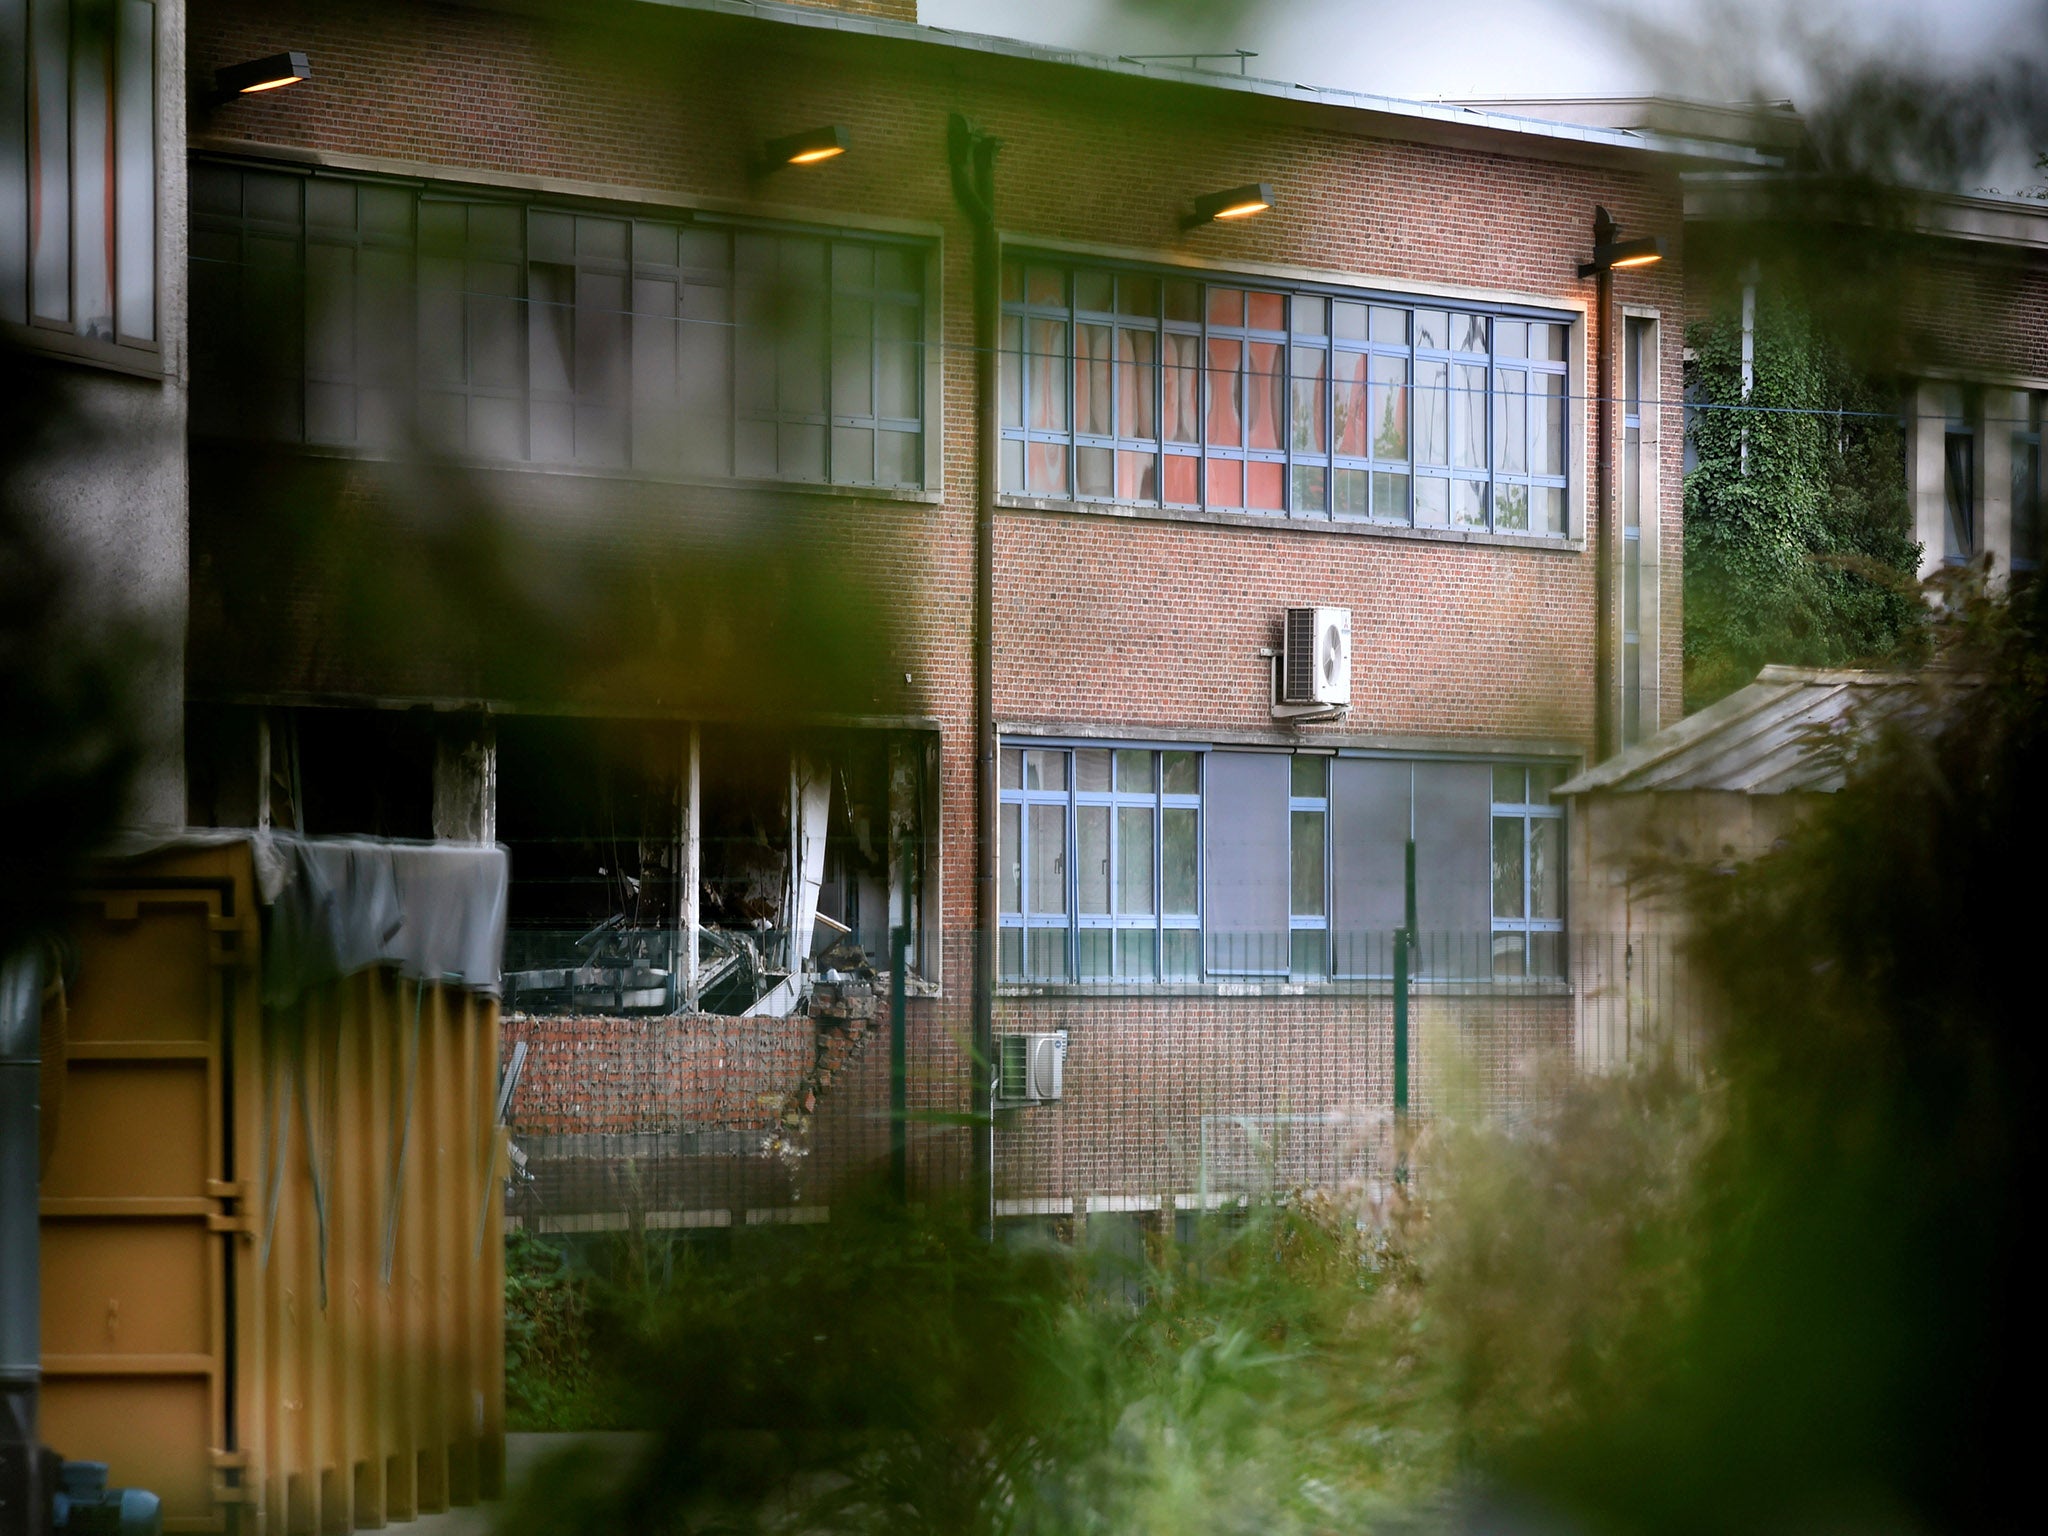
[1681,294,1925,709]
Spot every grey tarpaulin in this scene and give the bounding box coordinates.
[254,835,509,1007]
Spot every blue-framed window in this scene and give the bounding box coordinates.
[1001,256,1571,534]
[999,745,1201,982]
[1622,317,1648,744]
[1288,754,1329,979]
[1490,765,1565,977]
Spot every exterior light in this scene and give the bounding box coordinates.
[213,52,312,103]
[1182,182,1274,230]
[762,125,850,170]
[1578,205,1665,278]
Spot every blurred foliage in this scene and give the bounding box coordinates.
[1682,294,1926,709]
[0,341,141,959]
[1507,574,2045,1534]
[505,1229,619,1434]
[502,1062,1712,1533]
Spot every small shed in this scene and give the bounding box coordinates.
[33,834,509,1534]
[1554,665,1927,1067]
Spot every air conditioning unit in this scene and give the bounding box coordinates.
[1281,606,1352,707]
[997,1031,1066,1103]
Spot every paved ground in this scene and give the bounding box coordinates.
[401,1433,654,1536]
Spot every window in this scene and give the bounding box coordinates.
[1000,745,1200,982]
[1,0,159,365]
[190,159,928,488]
[2014,393,2041,575]
[1001,256,1571,535]
[1490,764,1565,977]
[1000,743,1563,983]
[1943,389,1976,564]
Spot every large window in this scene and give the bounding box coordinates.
[1000,742,1564,983]
[1941,387,1976,564]
[1000,256,1571,534]
[1,0,158,365]
[191,159,929,488]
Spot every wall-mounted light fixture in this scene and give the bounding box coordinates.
[1182,182,1273,231]
[1577,205,1664,277]
[213,51,312,105]
[760,125,850,172]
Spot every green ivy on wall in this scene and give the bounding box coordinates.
[1682,296,1926,711]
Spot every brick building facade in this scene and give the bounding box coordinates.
[172,0,1745,1223]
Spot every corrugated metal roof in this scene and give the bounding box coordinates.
[1555,666,1935,797]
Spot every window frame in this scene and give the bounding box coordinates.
[2,0,161,375]
[189,156,934,491]
[1000,251,1574,537]
[1490,765,1566,979]
[2013,392,2041,574]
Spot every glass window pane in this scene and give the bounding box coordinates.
[1455,364,1489,469]
[1027,441,1068,496]
[1001,258,1024,303]
[1163,332,1201,445]
[1000,803,1021,912]
[1494,765,1525,803]
[1331,302,1365,341]
[1075,748,1111,791]
[1026,265,1066,307]
[1162,929,1200,981]
[1077,445,1113,497]
[1290,350,1328,455]
[1247,291,1285,331]
[1534,486,1566,536]
[1335,468,1369,516]
[1024,749,1067,791]
[1028,928,1069,981]
[1118,273,1159,317]
[1116,929,1157,981]
[1415,358,1449,467]
[1369,353,1409,460]
[1162,807,1198,913]
[1291,294,1326,334]
[1077,805,1110,914]
[1029,318,1068,431]
[1414,310,1447,350]
[1530,931,1564,978]
[1334,350,1368,458]
[72,9,113,340]
[1248,343,1285,451]
[1076,323,1112,436]
[1492,817,1525,919]
[1000,314,1023,428]
[1075,268,1112,312]
[1029,804,1068,914]
[1248,460,1285,512]
[1537,374,1566,476]
[1496,320,1527,357]
[1454,478,1489,529]
[1077,927,1112,980]
[1291,809,1326,916]
[1164,279,1199,322]
[1290,754,1328,797]
[1114,749,1155,792]
[1205,455,1243,509]
[1370,306,1408,344]
[1496,482,1529,531]
[1531,818,1562,920]
[1497,370,1527,474]
[115,0,156,342]
[1000,748,1023,788]
[1163,451,1199,505]
[1117,328,1158,441]
[1453,313,1488,354]
[1206,338,1243,446]
[999,927,1023,980]
[1117,806,1155,914]
[1162,751,1198,795]
[1530,764,1565,804]
[1001,437,1024,493]
[1492,933,1527,978]
[1415,475,1450,527]
[1371,472,1409,520]
[1116,451,1158,502]
[1207,286,1245,328]
[1292,463,1327,514]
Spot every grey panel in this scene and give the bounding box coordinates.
[1331,758,1411,968]
[1203,751,1288,973]
[1413,761,1491,950]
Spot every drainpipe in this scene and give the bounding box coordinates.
[1,948,45,1536]
[948,113,1002,1236]
[1593,258,1616,762]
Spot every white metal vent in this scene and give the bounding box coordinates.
[1280,606,1351,707]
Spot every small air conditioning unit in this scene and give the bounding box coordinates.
[1281,606,1352,707]
[997,1031,1066,1103]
